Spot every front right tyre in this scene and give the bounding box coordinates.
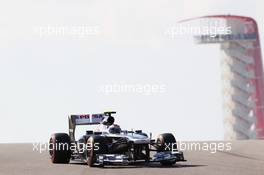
[49,133,71,164]
[86,136,108,167]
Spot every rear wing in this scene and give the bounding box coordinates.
[70,114,104,125]
[68,111,116,141]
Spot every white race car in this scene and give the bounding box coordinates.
[49,111,186,167]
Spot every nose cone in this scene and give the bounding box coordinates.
[127,133,150,144]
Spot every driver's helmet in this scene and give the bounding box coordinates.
[108,124,121,134]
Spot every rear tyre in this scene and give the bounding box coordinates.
[87,136,108,167]
[49,133,71,163]
[156,133,177,166]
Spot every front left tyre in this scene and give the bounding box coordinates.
[49,133,71,163]
[156,133,177,166]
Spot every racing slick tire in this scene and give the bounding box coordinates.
[156,133,177,166]
[87,136,108,167]
[49,133,71,164]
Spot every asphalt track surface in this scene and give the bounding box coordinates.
[0,141,263,175]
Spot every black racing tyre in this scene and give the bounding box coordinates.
[145,144,150,162]
[49,133,71,164]
[87,136,108,167]
[156,133,177,151]
[156,133,177,166]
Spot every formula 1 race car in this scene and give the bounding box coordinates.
[49,112,185,167]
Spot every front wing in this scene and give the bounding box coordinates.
[95,151,186,166]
